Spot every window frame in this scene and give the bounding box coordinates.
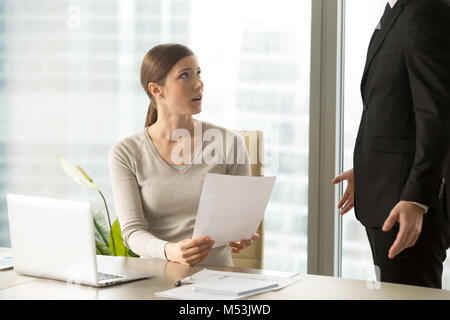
[307,0,345,277]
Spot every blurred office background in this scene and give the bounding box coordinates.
[0,0,311,274]
[0,0,448,289]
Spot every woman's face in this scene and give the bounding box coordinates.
[157,55,204,116]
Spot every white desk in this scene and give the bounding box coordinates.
[1,248,449,300]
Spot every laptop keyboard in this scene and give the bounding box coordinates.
[98,272,123,282]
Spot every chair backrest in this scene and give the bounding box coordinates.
[231,130,265,269]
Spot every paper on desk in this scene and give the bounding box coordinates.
[192,173,276,247]
[188,268,298,282]
[156,283,283,300]
[193,269,302,292]
[192,277,279,296]
[155,268,302,300]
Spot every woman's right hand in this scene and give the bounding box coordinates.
[164,236,215,266]
[331,168,355,215]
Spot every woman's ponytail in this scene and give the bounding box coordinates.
[145,100,158,128]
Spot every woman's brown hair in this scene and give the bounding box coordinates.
[140,43,194,128]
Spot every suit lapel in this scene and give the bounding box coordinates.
[361,0,409,95]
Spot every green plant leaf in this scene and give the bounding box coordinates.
[110,218,127,256]
[127,248,139,258]
[110,218,139,257]
[93,210,110,248]
[96,240,113,256]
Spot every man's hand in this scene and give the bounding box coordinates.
[332,168,354,215]
[382,201,425,259]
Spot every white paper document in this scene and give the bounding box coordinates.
[192,173,276,247]
[192,277,279,296]
[155,268,302,300]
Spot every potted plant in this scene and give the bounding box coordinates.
[58,156,138,257]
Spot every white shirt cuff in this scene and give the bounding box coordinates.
[411,201,429,214]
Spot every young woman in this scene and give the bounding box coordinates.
[109,43,258,267]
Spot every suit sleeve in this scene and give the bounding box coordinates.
[401,2,450,209]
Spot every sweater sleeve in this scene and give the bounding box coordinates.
[108,143,168,260]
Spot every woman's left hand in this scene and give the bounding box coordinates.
[229,233,259,254]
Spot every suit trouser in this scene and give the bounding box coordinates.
[365,221,450,289]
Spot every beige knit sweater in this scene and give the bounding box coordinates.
[108,120,251,267]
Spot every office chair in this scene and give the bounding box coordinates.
[231,130,265,269]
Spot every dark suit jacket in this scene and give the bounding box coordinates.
[354,0,450,227]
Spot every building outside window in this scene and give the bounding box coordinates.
[0,0,311,274]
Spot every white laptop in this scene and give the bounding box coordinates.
[6,193,152,287]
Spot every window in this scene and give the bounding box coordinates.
[194,0,311,272]
[0,0,311,274]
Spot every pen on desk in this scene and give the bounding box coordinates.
[174,276,193,287]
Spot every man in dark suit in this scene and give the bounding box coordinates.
[332,0,450,288]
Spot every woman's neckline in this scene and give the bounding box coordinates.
[144,119,205,175]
